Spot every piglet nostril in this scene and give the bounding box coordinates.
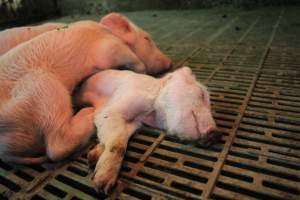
[206,126,218,135]
[197,127,222,147]
[210,130,223,141]
[165,59,172,69]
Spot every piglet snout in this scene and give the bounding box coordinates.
[205,126,218,135]
[198,128,222,147]
[165,59,173,69]
[154,62,173,76]
[149,58,173,75]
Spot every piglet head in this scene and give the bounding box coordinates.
[100,13,172,75]
[155,67,220,145]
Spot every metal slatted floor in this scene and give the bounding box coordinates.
[0,6,300,200]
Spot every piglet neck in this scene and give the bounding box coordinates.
[137,77,167,129]
[139,111,157,128]
[151,76,172,130]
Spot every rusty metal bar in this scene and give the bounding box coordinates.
[203,17,260,85]
[111,128,166,198]
[169,16,239,69]
[175,16,239,68]
[201,7,285,199]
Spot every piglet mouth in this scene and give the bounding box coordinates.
[163,129,222,147]
[191,110,222,147]
[197,129,223,147]
[148,64,173,76]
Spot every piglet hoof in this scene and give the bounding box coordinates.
[92,167,119,194]
[87,144,104,168]
[92,153,122,195]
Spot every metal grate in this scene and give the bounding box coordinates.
[0,160,48,199]
[1,6,300,200]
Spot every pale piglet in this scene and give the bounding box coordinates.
[0,13,171,165]
[75,67,220,193]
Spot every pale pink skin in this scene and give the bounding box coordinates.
[75,67,217,193]
[0,13,171,166]
[0,23,65,56]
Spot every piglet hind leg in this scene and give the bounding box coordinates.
[41,107,96,169]
[92,111,139,194]
[23,71,97,162]
[46,106,96,162]
[0,71,96,165]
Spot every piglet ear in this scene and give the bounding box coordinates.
[176,66,193,77]
[181,66,193,75]
[176,66,196,82]
[100,13,134,44]
[201,86,211,106]
[101,13,131,33]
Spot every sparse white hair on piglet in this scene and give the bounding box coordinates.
[154,67,215,140]
[74,66,219,193]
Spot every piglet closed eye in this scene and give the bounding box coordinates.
[154,67,219,143]
[100,13,172,75]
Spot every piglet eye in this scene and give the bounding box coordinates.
[144,36,150,41]
[199,93,204,100]
[199,93,206,103]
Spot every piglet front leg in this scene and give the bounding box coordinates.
[92,111,140,194]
